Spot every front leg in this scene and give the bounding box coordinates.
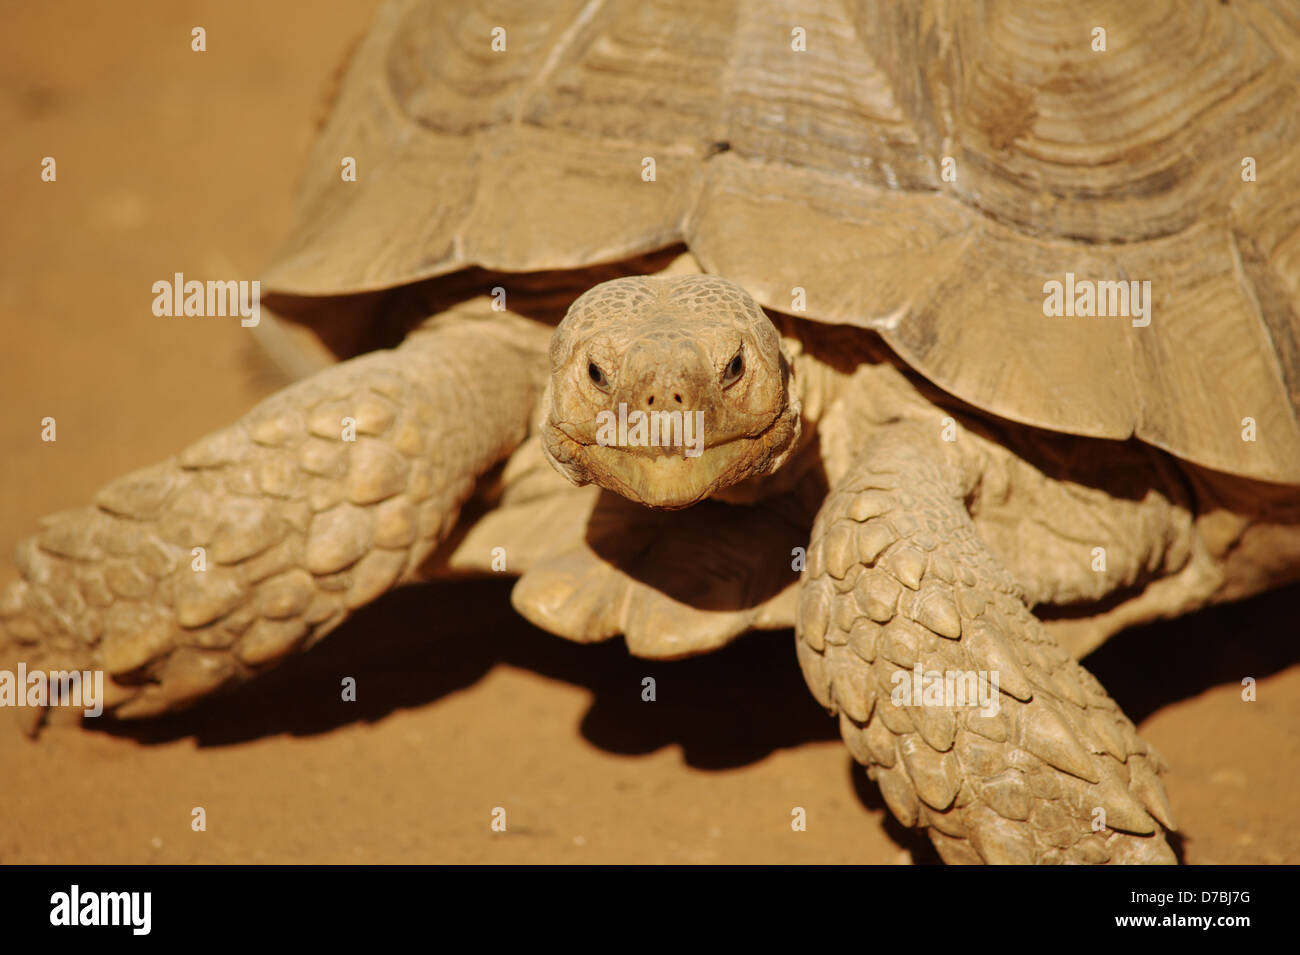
[796,421,1177,864]
[1,307,548,730]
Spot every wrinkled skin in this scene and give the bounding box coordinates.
[526,273,1294,864]
[6,271,1298,864]
[541,275,801,509]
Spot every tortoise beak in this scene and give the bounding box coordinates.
[542,400,802,510]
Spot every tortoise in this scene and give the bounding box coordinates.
[4,0,1300,865]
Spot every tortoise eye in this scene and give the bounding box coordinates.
[722,350,744,387]
[588,361,609,391]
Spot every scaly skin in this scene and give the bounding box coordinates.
[796,421,1177,864]
[536,275,1183,863]
[1,307,548,730]
[2,273,1189,864]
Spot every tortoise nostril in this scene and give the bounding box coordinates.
[674,394,682,404]
[647,395,654,406]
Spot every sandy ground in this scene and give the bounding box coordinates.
[1,1,1297,865]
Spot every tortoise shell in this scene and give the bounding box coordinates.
[262,0,1300,482]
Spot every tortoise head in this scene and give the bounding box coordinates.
[541,274,802,509]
